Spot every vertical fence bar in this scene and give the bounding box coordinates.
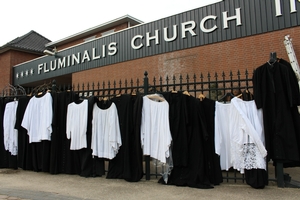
[193,74,197,97]
[159,76,163,92]
[143,71,150,180]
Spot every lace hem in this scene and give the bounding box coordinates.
[231,143,266,174]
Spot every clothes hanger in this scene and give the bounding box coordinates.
[219,92,235,102]
[131,89,137,96]
[183,90,191,96]
[146,93,165,102]
[198,93,205,101]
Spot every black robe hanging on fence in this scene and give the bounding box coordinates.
[50,91,82,174]
[15,96,33,170]
[106,94,143,182]
[200,97,223,185]
[79,96,96,177]
[253,60,300,163]
[160,94,213,189]
[162,92,188,167]
[57,91,82,175]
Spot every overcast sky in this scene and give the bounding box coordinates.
[0,0,222,46]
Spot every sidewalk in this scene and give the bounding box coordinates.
[1,168,300,200]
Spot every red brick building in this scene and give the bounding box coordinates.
[1,0,300,92]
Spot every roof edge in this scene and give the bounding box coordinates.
[45,15,143,48]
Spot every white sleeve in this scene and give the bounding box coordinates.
[21,99,32,133]
[66,103,72,139]
[91,104,96,154]
[3,105,10,151]
[140,97,146,151]
[214,103,222,156]
[231,99,267,158]
[110,104,122,153]
[46,94,53,135]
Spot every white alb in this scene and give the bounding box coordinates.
[66,100,88,150]
[3,101,18,155]
[91,102,122,159]
[140,96,172,164]
[22,93,53,143]
[215,97,267,173]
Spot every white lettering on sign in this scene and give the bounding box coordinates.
[131,8,242,49]
[37,42,118,75]
[131,35,144,50]
[223,8,242,29]
[200,15,218,33]
[146,30,160,47]
[82,50,91,63]
[181,21,197,38]
[164,25,178,42]
[108,42,117,55]
[92,47,100,60]
[50,60,57,71]
[58,57,65,69]
[275,0,297,16]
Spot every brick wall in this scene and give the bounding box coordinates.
[0,50,39,92]
[0,51,11,91]
[72,26,300,87]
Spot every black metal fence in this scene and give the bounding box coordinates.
[70,70,253,100]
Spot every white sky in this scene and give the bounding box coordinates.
[0,0,221,46]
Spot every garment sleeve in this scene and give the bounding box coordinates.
[91,104,96,154]
[66,104,72,139]
[214,103,222,156]
[110,104,122,154]
[21,99,32,133]
[253,67,263,109]
[140,97,146,151]
[231,99,267,158]
[285,61,300,106]
[3,105,10,151]
[46,94,53,135]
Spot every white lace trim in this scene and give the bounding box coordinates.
[232,142,266,174]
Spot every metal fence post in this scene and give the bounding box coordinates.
[143,71,150,180]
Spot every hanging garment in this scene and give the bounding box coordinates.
[3,101,18,156]
[21,92,53,143]
[230,97,267,173]
[162,94,213,189]
[140,95,172,164]
[215,99,267,173]
[0,97,17,169]
[215,102,233,171]
[66,99,88,150]
[51,91,82,175]
[15,96,33,170]
[91,101,121,159]
[106,94,143,182]
[79,96,97,177]
[200,98,223,185]
[253,60,300,163]
[162,92,188,167]
[21,92,53,172]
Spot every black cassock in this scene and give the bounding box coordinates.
[160,92,212,189]
[200,98,223,186]
[15,96,33,170]
[105,94,143,182]
[253,59,300,164]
